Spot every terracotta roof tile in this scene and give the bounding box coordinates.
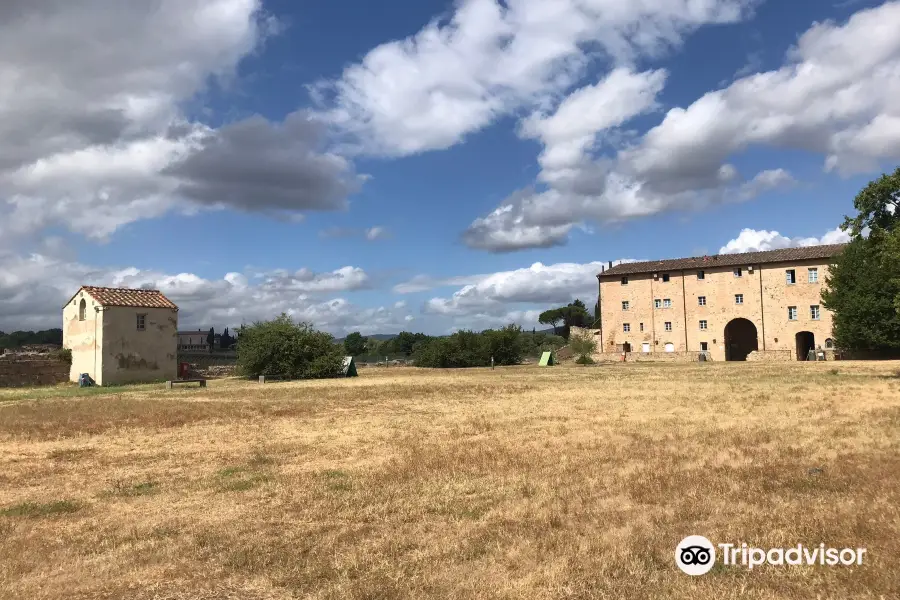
[77,286,179,309]
[598,244,846,278]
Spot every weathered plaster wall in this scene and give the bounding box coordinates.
[101,307,178,385]
[62,290,103,383]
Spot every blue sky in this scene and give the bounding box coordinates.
[1,0,897,335]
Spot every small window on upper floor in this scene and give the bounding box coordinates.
[621,276,629,285]
[735,293,744,305]
[623,323,631,333]
[699,320,708,330]
[697,270,705,280]
[808,268,819,283]
[734,267,743,278]
[786,269,796,284]
[698,296,706,306]
[810,305,821,320]
[78,299,86,321]
[664,321,672,332]
[654,299,661,309]
[662,273,670,282]
[136,314,146,331]
[622,301,629,311]
[639,323,644,332]
[663,298,672,308]
[788,306,798,321]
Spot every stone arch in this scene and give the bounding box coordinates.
[724,318,758,361]
[796,331,815,361]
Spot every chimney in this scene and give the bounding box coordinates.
[608,260,613,268]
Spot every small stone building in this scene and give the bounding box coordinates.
[63,286,179,385]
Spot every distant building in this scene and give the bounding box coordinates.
[63,287,178,385]
[596,245,843,361]
[178,330,211,352]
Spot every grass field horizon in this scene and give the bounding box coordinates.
[2,362,899,599]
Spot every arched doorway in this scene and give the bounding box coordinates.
[724,318,758,361]
[796,331,815,361]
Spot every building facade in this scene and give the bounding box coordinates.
[596,245,843,361]
[63,287,179,385]
[177,330,211,352]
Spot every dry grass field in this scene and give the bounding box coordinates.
[1,362,899,599]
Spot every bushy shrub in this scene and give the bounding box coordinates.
[569,331,598,363]
[575,355,595,365]
[413,325,524,368]
[54,348,73,364]
[236,314,344,379]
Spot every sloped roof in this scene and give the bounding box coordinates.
[66,286,179,309]
[599,244,846,278]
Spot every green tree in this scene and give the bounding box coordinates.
[843,166,900,237]
[538,309,562,335]
[822,236,900,352]
[236,314,343,379]
[822,168,900,352]
[343,331,367,356]
[541,299,591,340]
[569,330,597,364]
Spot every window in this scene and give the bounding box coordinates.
[810,305,820,320]
[621,276,629,285]
[734,267,743,277]
[808,268,819,283]
[623,323,631,333]
[786,269,796,284]
[700,342,709,352]
[698,296,706,306]
[78,298,86,321]
[136,314,146,331]
[699,320,708,330]
[735,294,744,305]
[788,306,798,321]
[663,298,672,308]
[654,299,661,309]
[665,321,672,332]
[662,273,670,282]
[622,301,629,311]
[639,323,644,332]
[825,338,834,349]
[697,270,705,280]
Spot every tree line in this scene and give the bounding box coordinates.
[0,329,63,350]
[234,316,568,377]
[342,328,566,363]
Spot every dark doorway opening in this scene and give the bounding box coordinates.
[622,342,632,353]
[796,331,815,361]
[724,318,759,361]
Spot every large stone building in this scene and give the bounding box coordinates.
[63,286,179,385]
[596,244,844,361]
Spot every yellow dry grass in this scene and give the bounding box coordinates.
[1,361,899,599]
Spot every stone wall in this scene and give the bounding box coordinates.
[591,351,705,363]
[745,350,794,362]
[0,355,70,388]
